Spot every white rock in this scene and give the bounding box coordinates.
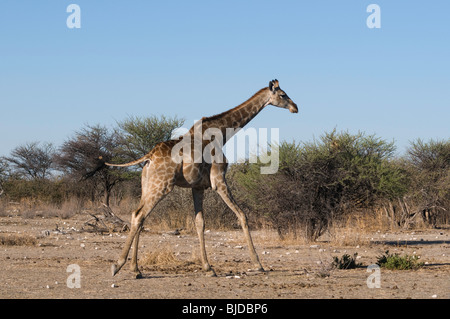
[111,284,118,288]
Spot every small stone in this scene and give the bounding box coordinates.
[431,294,437,298]
[111,284,118,288]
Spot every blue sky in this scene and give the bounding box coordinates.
[0,1,449,158]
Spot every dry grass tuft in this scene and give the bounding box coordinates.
[139,245,201,273]
[0,233,38,246]
[140,246,182,267]
[322,212,390,246]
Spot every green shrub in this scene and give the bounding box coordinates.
[231,130,408,241]
[376,250,424,270]
[331,253,362,269]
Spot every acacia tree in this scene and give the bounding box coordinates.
[406,138,450,226]
[0,158,8,197]
[115,115,184,166]
[53,116,184,206]
[53,124,129,206]
[2,142,55,180]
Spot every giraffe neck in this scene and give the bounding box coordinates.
[198,87,271,144]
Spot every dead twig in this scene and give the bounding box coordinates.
[82,204,129,234]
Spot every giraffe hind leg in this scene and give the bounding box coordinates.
[129,225,143,278]
[111,204,145,277]
[111,183,172,277]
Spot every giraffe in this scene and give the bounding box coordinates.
[106,79,298,278]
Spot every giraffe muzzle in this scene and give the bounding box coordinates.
[289,104,299,113]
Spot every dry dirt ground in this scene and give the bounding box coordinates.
[0,214,448,299]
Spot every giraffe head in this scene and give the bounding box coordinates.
[268,79,298,113]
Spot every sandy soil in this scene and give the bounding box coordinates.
[0,215,448,299]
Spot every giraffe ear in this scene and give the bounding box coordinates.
[269,79,279,93]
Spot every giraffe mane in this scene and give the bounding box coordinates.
[201,87,269,123]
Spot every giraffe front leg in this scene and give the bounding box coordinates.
[192,188,216,277]
[215,180,264,272]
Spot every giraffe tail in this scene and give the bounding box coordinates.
[103,155,150,167]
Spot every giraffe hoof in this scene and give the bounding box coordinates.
[111,264,118,277]
[134,271,143,279]
[206,269,217,277]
